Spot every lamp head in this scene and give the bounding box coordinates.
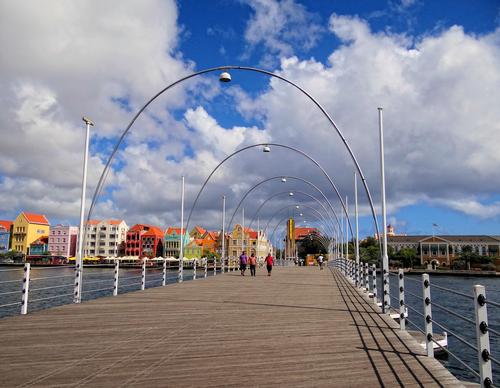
[281,177,287,183]
[219,72,231,82]
[288,192,294,196]
[263,145,271,153]
[82,116,94,126]
[295,205,299,209]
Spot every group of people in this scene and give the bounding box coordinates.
[239,252,274,277]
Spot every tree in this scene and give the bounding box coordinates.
[394,248,418,268]
[297,235,326,259]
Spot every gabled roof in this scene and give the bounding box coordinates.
[0,220,13,230]
[295,227,318,240]
[31,236,49,245]
[22,212,49,225]
[142,226,164,239]
[192,226,206,235]
[206,231,219,240]
[86,220,100,225]
[107,219,124,225]
[166,227,186,235]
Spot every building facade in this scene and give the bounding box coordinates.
[226,224,272,259]
[164,227,190,258]
[48,224,78,258]
[184,239,203,258]
[0,220,12,254]
[29,236,49,255]
[12,212,50,255]
[388,235,500,266]
[125,224,164,258]
[83,220,128,257]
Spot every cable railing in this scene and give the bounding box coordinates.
[0,257,227,318]
[332,257,497,388]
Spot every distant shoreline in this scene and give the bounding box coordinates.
[391,268,499,277]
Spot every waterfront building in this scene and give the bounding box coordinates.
[164,227,190,258]
[48,224,78,258]
[125,224,164,258]
[388,235,500,266]
[29,236,49,255]
[82,220,128,257]
[184,239,203,258]
[227,224,272,259]
[189,226,206,240]
[12,212,50,255]
[0,220,13,253]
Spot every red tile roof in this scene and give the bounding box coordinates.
[31,236,49,245]
[295,227,318,240]
[142,226,164,239]
[166,227,186,235]
[207,231,219,240]
[86,220,100,225]
[107,220,124,225]
[22,212,49,225]
[0,220,13,230]
[193,226,206,235]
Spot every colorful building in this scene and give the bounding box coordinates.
[0,220,13,254]
[226,224,272,259]
[189,226,220,255]
[29,236,49,255]
[12,212,50,255]
[184,239,203,258]
[190,226,206,240]
[126,224,164,258]
[83,220,128,257]
[164,227,190,258]
[48,224,78,258]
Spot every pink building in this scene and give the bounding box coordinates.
[48,224,78,258]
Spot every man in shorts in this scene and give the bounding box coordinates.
[239,251,248,276]
[265,253,274,276]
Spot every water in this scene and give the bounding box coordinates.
[1,266,498,384]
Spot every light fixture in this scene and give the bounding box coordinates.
[299,213,303,216]
[288,192,294,196]
[263,145,271,152]
[295,205,299,209]
[219,72,231,82]
[281,177,287,183]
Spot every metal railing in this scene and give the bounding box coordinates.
[0,257,227,318]
[332,257,497,388]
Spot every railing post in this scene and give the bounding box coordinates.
[204,258,208,278]
[193,259,197,280]
[113,260,119,296]
[473,285,492,388]
[214,258,217,276]
[355,262,359,288]
[372,264,377,305]
[20,263,30,315]
[398,268,405,330]
[422,274,434,357]
[364,263,369,292]
[73,261,81,304]
[162,259,167,286]
[141,260,146,291]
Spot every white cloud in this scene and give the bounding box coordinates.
[243,0,323,64]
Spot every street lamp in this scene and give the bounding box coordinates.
[263,145,271,153]
[74,116,94,304]
[281,177,287,183]
[289,192,294,197]
[219,72,231,82]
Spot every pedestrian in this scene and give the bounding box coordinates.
[249,252,257,276]
[318,255,324,270]
[239,251,248,276]
[265,252,274,276]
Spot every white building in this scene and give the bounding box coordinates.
[83,220,128,257]
[48,224,78,258]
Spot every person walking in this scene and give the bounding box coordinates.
[239,251,248,276]
[249,252,257,276]
[318,255,324,270]
[265,253,274,276]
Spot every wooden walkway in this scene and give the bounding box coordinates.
[0,267,464,387]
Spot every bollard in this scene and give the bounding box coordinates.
[193,259,197,280]
[473,285,492,388]
[113,260,119,296]
[372,264,377,305]
[398,268,405,330]
[422,274,434,358]
[141,260,146,291]
[20,263,31,315]
[162,259,167,286]
[204,258,208,278]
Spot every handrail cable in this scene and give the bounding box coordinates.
[431,320,477,353]
[405,304,425,318]
[0,268,23,272]
[430,283,474,300]
[405,317,480,379]
[0,290,21,296]
[431,301,476,326]
[0,279,22,284]
[0,301,21,308]
[30,274,74,281]
[485,299,500,309]
[30,283,73,292]
[405,290,424,300]
[82,287,113,294]
[29,293,74,303]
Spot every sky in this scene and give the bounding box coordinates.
[0,0,499,241]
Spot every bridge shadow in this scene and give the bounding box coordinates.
[331,268,445,388]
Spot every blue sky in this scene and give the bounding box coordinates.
[0,0,499,239]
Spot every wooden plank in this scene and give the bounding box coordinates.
[0,267,465,387]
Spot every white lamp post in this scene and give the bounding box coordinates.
[178,176,185,283]
[378,107,389,313]
[74,116,93,304]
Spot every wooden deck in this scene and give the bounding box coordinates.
[0,267,464,387]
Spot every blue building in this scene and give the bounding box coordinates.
[164,227,190,258]
[0,221,12,254]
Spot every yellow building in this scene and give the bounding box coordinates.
[227,224,272,259]
[12,212,50,255]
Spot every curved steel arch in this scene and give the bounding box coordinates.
[227,175,340,236]
[185,143,355,242]
[86,65,381,243]
[270,213,331,248]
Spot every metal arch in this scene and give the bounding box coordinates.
[184,143,355,240]
[262,203,336,238]
[270,213,331,246]
[86,65,380,255]
[248,189,334,233]
[226,175,340,237]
